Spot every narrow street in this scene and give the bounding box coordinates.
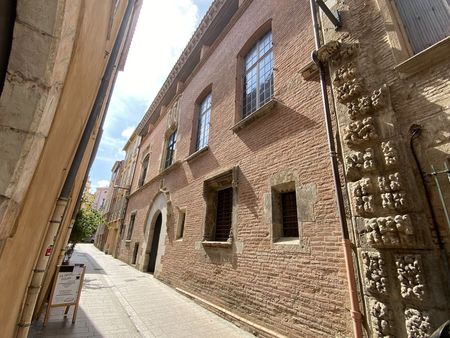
[29,244,252,338]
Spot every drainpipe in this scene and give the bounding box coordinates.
[409,124,450,277]
[15,1,135,336]
[309,1,363,337]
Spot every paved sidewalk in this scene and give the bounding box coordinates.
[29,244,252,338]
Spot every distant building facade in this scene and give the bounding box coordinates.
[111,0,450,336]
[92,187,109,211]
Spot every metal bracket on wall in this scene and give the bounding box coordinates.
[316,0,342,30]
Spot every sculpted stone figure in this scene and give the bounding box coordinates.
[344,117,378,146]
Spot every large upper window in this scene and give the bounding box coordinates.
[243,31,273,118]
[393,0,450,54]
[164,130,177,169]
[196,93,212,151]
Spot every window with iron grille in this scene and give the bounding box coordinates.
[281,191,299,237]
[214,187,233,241]
[196,93,212,151]
[393,0,450,54]
[126,213,136,240]
[138,154,149,187]
[202,168,237,243]
[164,130,177,169]
[243,31,273,118]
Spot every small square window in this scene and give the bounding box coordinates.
[271,182,300,242]
[202,168,238,243]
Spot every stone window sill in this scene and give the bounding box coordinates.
[186,146,209,162]
[395,36,450,77]
[274,237,300,245]
[201,240,232,248]
[125,240,131,246]
[232,99,277,132]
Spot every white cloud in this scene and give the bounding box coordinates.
[91,180,110,192]
[121,127,134,139]
[115,0,199,103]
[89,0,202,189]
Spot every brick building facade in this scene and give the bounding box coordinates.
[113,0,450,336]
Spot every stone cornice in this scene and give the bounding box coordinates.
[135,0,228,135]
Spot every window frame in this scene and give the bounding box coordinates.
[195,92,212,151]
[202,167,238,245]
[138,154,149,187]
[126,212,137,240]
[163,129,177,169]
[241,30,274,118]
[176,208,186,240]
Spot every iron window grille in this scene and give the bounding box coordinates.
[214,187,233,241]
[164,130,177,169]
[281,191,299,237]
[243,31,273,118]
[196,93,212,151]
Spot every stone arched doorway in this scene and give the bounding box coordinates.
[140,193,168,276]
[147,212,162,273]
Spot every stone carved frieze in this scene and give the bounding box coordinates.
[344,117,378,147]
[336,79,362,103]
[352,178,374,215]
[346,87,385,120]
[333,63,356,86]
[363,214,415,247]
[378,172,402,192]
[396,255,425,301]
[381,141,399,167]
[345,148,375,181]
[369,299,394,338]
[378,173,407,211]
[167,98,180,131]
[317,41,357,64]
[362,252,388,295]
[405,308,431,338]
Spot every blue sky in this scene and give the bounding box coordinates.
[89,0,213,191]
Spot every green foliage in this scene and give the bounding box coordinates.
[70,191,105,243]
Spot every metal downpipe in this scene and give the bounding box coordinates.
[15,1,136,336]
[309,1,363,337]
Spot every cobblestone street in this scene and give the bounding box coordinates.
[29,244,252,338]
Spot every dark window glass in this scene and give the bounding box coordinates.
[393,0,450,54]
[214,187,233,241]
[243,31,273,118]
[281,192,299,237]
[164,130,177,169]
[196,93,212,151]
[132,243,139,264]
[127,213,136,240]
[139,155,149,187]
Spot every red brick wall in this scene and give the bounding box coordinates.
[118,1,352,336]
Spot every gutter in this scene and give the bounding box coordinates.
[309,1,363,337]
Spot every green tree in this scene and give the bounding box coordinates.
[70,192,105,243]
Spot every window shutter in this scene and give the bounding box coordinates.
[394,0,450,53]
